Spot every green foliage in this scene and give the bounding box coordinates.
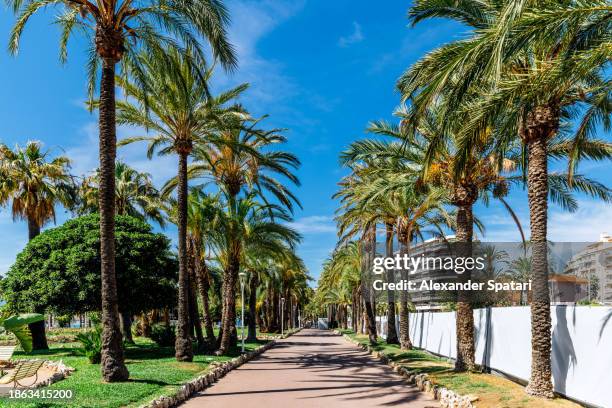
[0,339,265,407]
[75,326,102,364]
[1,214,177,316]
[149,324,176,347]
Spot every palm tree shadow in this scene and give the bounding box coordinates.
[598,309,612,342]
[128,378,171,386]
[552,306,576,394]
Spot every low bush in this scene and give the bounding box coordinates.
[150,324,175,347]
[75,326,102,364]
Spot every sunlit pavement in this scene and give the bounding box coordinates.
[181,328,436,407]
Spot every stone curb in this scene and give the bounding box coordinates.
[332,330,476,408]
[140,328,303,408]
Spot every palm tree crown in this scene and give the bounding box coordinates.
[0,141,74,239]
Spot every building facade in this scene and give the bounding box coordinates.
[564,233,612,304]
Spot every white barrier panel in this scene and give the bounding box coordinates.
[408,306,612,407]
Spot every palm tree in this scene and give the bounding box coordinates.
[334,164,387,345]
[340,124,457,350]
[207,194,301,353]
[169,115,300,354]
[77,161,164,226]
[315,242,362,333]
[399,1,611,393]
[116,49,245,361]
[185,189,223,349]
[8,0,236,380]
[0,141,74,240]
[0,141,74,350]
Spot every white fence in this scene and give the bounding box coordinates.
[405,306,612,408]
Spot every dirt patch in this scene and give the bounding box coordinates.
[0,366,57,395]
[428,372,581,408]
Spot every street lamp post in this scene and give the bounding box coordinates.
[239,272,247,353]
[281,297,285,336]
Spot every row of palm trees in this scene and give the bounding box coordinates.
[316,0,611,399]
[2,0,310,382]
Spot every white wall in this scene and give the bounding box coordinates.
[408,306,612,408]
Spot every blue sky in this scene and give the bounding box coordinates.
[0,0,610,281]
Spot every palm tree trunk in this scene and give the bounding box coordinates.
[362,225,377,344]
[524,106,555,398]
[140,312,152,338]
[218,253,239,354]
[27,218,41,241]
[194,253,216,347]
[120,311,133,344]
[26,219,49,350]
[247,273,258,342]
[454,200,475,372]
[398,232,412,350]
[385,223,399,344]
[175,151,193,361]
[186,238,204,348]
[98,57,129,382]
[188,271,204,347]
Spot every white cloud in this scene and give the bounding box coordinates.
[212,0,306,106]
[285,215,336,234]
[548,200,612,242]
[338,21,364,47]
[483,200,612,242]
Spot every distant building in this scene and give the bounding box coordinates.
[548,274,588,304]
[406,236,458,310]
[564,233,612,304]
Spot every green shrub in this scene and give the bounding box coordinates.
[150,324,175,347]
[76,326,102,364]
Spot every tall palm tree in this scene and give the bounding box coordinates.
[116,49,245,361]
[8,0,236,380]
[0,141,74,350]
[399,0,611,393]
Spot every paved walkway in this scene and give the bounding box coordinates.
[181,329,436,407]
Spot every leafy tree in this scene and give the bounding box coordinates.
[8,0,236,380]
[1,214,177,326]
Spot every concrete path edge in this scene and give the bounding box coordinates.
[139,329,303,408]
[331,329,476,408]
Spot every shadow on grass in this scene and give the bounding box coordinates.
[128,378,171,386]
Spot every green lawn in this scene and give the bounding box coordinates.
[1,337,266,408]
[338,329,579,408]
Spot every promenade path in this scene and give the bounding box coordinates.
[181,328,436,407]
